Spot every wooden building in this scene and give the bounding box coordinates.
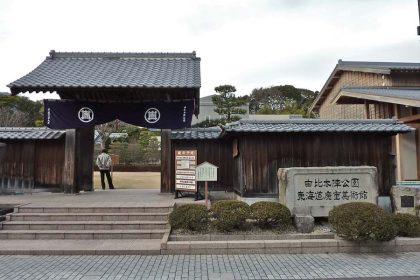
[171,119,413,198]
[310,60,420,181]
[0,127,65,192]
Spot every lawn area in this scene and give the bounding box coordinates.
[93,172,160,189]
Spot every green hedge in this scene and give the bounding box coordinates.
[329,202,397,241]
[169,204,208,231]
[394,213,420,237]
[250,201,291,229]
[211,200,250,232]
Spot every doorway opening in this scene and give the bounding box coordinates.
[93,121,161,190]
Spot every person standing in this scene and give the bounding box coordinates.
[96,149,115,190]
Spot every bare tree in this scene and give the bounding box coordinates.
[96,121,118,149]
[0,108,30,127]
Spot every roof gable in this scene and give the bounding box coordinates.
[309,60,420,112]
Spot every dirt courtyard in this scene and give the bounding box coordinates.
[93,172,160,189]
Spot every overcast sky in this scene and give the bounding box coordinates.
[0,0,419,100]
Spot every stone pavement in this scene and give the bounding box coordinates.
[1,253,420,280]
[0,189,185,207]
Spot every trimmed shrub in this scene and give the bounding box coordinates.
[211,200,250,232]
[169,204,208,231]
[394,213,420,237]
[329,202,397,241]
[250,201,291,228]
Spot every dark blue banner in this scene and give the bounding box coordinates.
[44,100,194,129]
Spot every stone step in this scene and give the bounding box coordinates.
[9,212,170,222]
[0,229,166,240]
[17,206,172,214]
[2,221,168,231]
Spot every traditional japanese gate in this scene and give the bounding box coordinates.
[8,51,201,193]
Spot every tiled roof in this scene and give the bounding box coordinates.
[310,60,420,112]
[8,51,201,94]
[224,119,413,133]
[337,61,420,71]
[341,87,420,101]
[171,127,222,140]
[0,127,65,140]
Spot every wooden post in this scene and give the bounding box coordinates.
[161,129,172,193]
[205,181,209,209]
[63,129,77,193]
[76,128,94,192]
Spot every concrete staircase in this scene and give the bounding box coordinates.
[0,206,171,240]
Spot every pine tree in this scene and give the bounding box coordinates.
[212,85,248,122]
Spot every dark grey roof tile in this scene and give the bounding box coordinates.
[0,127,65,140]
[8,51,201,93]
[224,119,413,133]
[171,127,222,140]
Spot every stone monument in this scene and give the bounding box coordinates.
[278,166,378,217]
[391,182,420,215]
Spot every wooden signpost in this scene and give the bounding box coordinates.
[196,161,218,208]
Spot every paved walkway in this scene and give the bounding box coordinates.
[1,253,420,280]
[0,189,200,207]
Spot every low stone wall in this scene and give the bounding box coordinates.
[161,237,420,255]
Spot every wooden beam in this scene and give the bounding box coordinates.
[160,129,172,193]
[400,113,420,123]
[364,101,370,119]
[63,129,77,193]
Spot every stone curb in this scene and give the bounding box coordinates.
[161,237,420,255]
[169,233,335,241]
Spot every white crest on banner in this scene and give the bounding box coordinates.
[78,107,94,123]
[144,108,160,123]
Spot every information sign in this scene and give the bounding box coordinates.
[196,162,218,182]
[175,150,197,192]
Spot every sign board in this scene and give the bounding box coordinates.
[196,162,218,182]
[279,166,378,217]
[175,150,197,192]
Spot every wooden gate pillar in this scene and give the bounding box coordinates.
[63,129,77,193]
[161,129,172,193]
[76,128,94,191]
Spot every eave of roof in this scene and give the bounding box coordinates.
[333,87,420,107]
[0,127,65,140]
[309,60,420,113]
[223,119,413,134]
[8,50,201,95]
[171,127,222,140]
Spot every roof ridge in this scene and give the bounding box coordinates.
[49,50,199,60]
[235,118,400,125]
[0,127,61,131]
[173,126,222,132]
[342,86,420,90]
[338,60,420,66]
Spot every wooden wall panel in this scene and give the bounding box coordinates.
[34,140,65,187]
[236,133,393,197]
[171,139,234,193]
